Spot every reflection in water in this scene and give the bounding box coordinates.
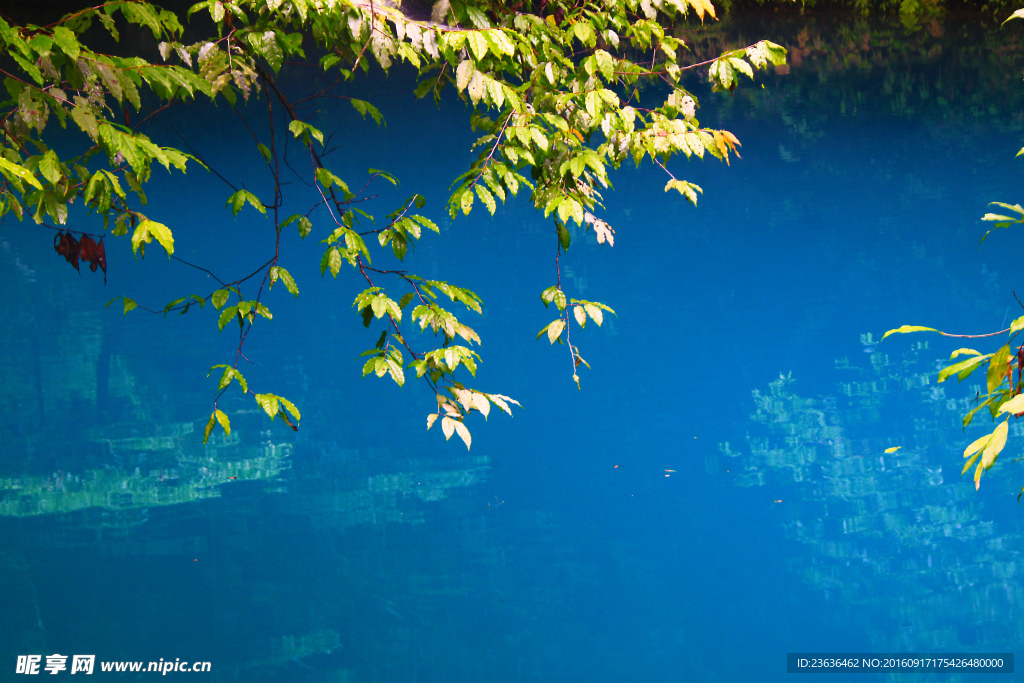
[718,339,1024,671]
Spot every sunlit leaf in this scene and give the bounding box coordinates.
[0,157,42,190]
[546,319,565,344]
[573,305,586,328]
[453,420,471,450]
[987,344,1012,394]
[998,394,1024,416]
[1003,8,1024,25]
[938,353,991,384]
[881,325,938,340]
[981,420,1009,472]
[215,409,230,435]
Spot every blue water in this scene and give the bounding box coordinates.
[3,10,1024,681]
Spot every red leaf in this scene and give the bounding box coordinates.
[79,234,97,269]
[54,232,81,271]
[94,238,107,282]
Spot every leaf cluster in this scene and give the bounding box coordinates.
[0,0,785,448]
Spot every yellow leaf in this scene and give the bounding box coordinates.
[453,420,471,450]
[426,413,438,430]
[881,325,938,340]
[998,394,1024,416]
[712,131,729,163]
[547,319,565,344]
[573,305,586,327]
[441,416,456,440]
[884,446,901,454]
[964,433,992,459]
[981,420,1009,470]
[471,392,490,419]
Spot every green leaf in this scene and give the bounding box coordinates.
[937,353,991,384]
[460,188,474,215]
[255,393,280,419]
[370,294,387,319]
[0,157,42,190]
[328,248,342,277]
[38,150,61,185]
[288,120,324,146]
[225,189,265,216]
[51,26,80,60]
[269,266,299,297]
[122,297,137,315]
[399,292,415,309]
[163,297,186,316]
[212,366,248,394]
[572,20,595,47]
[217,366,234,391]
[411,215,439,233]
[255,302,272,320]
[215,409,230,435]
[963,397,996,428]
[475,184,496,215]
[553,289,566,311]
[251,29,283,71]
[279,396,301,422]
[212,288,230,310]
[257,142,271,163]
[557,222,570,251]
[351,99,384,126]
[203,411,216,443]
[881,325,939,340]
[140,219,175,256]
[228,189,245,215]
[218,305,238,331]
[391,231,408,260]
